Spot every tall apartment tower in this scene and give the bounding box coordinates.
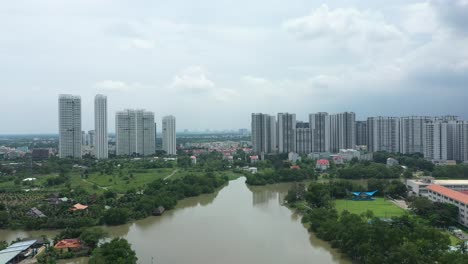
[277,113,296,153]
[355,121,367,146]
[88,130,95,147]
[251,113,276,154]
[400,116,431,154]
[94,94,108,159]
[424,120,468,162]
[367,117,400,153]
[58,94,82,158]
[162,115,177,155]
[309,112,329,152]
[115,109,155,156]
[328,112,355,153]
[295,122,312,154]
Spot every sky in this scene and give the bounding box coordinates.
[0,0,467,133]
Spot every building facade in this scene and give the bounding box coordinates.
[115,109,155,156]
[251,113,276,154]
[355,121,367,146]
[94,95,108,159]
[400,116,431,154]
[367,116,400,153]
[295,122,312,154]
[309,112,329,152]
[162,115,177,155]
[328,112,355,153]
[58,94,82,158]
[277,113,296,153]
[427,185,468,227]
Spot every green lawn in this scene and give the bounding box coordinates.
[444,231,463,246]
[335,198,406,218]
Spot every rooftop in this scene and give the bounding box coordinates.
[427,185,468,205]
[54,239,82,249]
[408,179,468,186]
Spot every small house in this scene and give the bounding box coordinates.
[54,239,83,253]
[70,203,88,212]
[316,159,330,171]
[27,207,46,218]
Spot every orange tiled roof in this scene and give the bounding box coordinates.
[71,203,88,210]
[427,185,468,205]
[54,239,82,249]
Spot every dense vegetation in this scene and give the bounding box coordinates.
[373,152,434,172]
[433,164,468,179]
[336,162,402,179]
[287,182,468,263]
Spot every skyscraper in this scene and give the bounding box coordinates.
[162,115,177,155]
[251,113,276,154]
[355,121,367,146]
[295,122,312,154]
[328,112,355,153]
[367,117,400,153]
[277,113,296,153]
[58,94,82,158]
[116,109,155,156]
[424,120,468,162]
[309,112,329,152]
[400,116,431,154]
[94,94,108,159]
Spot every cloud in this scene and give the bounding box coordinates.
[283,5,403,42]
[431,0,468,34]
[95,80,136,92]
[170,66,215,93]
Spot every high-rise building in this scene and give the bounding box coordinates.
[400,116,431,154]
[115,109,155,156]
[355,121,367,146]
[82,131,86,145]
[59,94,82,158]
[309,112,329,152]
[251,113,276,154]
[295,122,312,154]
[88,130,95,146]
[367,117,400,153]
[277,113,296,153]
[424,120,468,161]
[328,112,355,153]
[162,115,177,155]
[94,94,108,159]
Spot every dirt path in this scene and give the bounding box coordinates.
[163,169,179,180]
[81,178,108,190]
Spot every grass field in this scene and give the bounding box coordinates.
[335,198,406,218]
[444,231,463,246]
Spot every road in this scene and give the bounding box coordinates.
[163,169,179,180]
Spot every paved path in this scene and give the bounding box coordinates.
[163,169,179,180]
[82,178,108,190]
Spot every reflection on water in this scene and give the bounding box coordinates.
[0,177,349,264]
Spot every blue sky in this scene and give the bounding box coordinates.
[0,0,467,133]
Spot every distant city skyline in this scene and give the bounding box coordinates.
[1,1,467,134]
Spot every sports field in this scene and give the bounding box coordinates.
[335,197,406,218]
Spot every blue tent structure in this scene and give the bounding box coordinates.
[351,190,378,201]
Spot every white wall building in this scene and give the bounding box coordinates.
[59,94,82,159]
[427,184,468,227]
[94,94,108,159]
[328,112,355,153]
[295,122,312,154]
[367,116,400,153]
[116,109,155,156]
[162,115,177,155]
[400,116,431,154]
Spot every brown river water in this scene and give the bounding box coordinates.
[0,177,349,264]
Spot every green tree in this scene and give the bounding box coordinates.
[102,208,129,225]
[79,227,108,249]
[90,238,137,264]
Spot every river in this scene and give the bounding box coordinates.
[0,177,349,264]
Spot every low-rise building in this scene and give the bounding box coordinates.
[407,178,468,197]
[386,158,399,167]
[316,159,330,171]
[427,185,468,227]
[288,152,301,163]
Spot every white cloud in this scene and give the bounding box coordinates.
[283,5,403,42]
[170,66,215,93]
[95,80,136,92]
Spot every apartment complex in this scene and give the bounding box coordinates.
[328,112,355,153]
[94,94,108,159]
[277,113,296,153]
[58,94,82,159]
[116,109,156,156]
[162,115,177,155]
[309,112,329,152]
[251,113,276,154]
[367,116,400,153]
[355,121,367,146]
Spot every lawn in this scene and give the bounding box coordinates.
[335,197,406,218]
[444,231,463,246]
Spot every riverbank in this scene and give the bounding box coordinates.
[2,178,350,264]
